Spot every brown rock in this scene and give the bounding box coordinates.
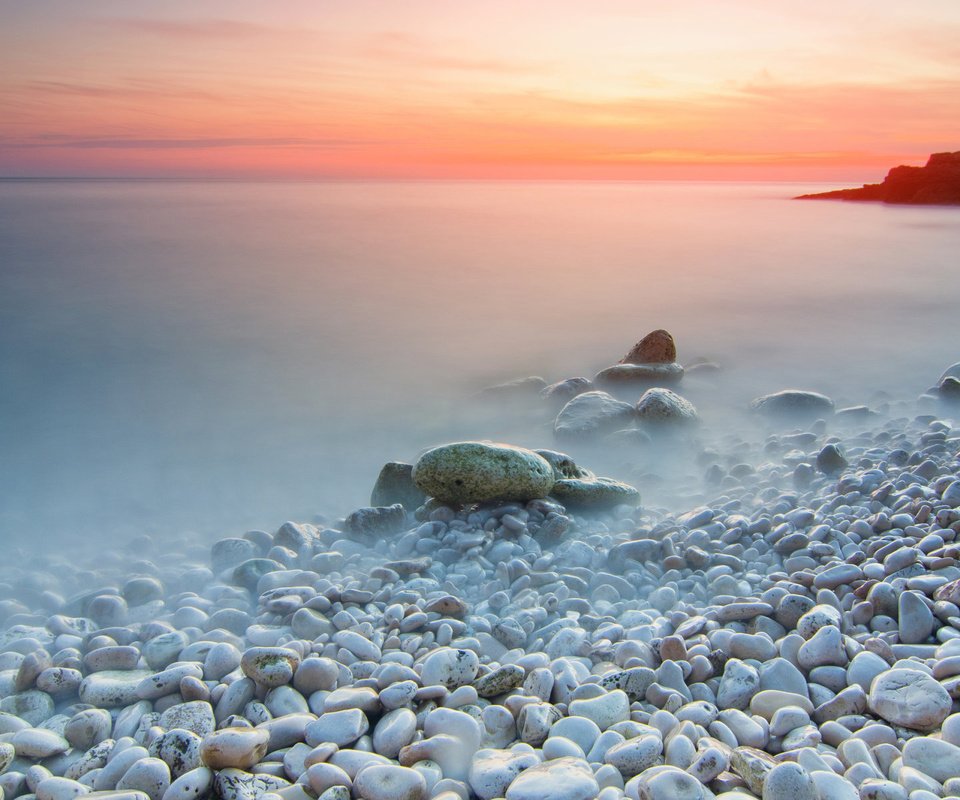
[620,329,677,365]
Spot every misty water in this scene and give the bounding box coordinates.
[2,179,958,549]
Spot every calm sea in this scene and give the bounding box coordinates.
[1,180,958,546]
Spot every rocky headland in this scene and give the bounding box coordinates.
[2,330,960,800]
[797,152,960,205]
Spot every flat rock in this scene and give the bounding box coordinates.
[595,362,684,385]
[750,390,834,419]
[550,477,640,511]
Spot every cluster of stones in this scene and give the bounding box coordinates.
[2,370,960,800]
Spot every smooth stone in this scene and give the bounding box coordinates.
[898,593,935,644]
[868,668,951,731]
[35,777,90,800]
[155,730,203,778]
[158,702,215,738]
[554,391,637,440]
[420,649,479,690]
[142,633,189,671]
[412,443,554,504]
[750,390,834,418]
[762,762,815,800]
[635,388,699,425]
[473,666,524,698]
[372,709,417,759]
[901,736,960,783]
[567,690,630,730]
[115,758,171,800]
[595,363,684,386]
[199,728,270,770]
[797,626,847,669]
[718,660,760,710]
[353,765,426,800]
[633,766,705,800]
[604,735,663,778]
[0,690,56,725]
[620,330,677,364]
[504,757,598,800]
[306,764,353,796]
[79,672,153,709]
[240,648,300,688]
[305,709,369,747]
[11,729,70,759]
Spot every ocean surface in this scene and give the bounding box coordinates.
[1,180,958,548]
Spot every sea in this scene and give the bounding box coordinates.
[1,179,958,548]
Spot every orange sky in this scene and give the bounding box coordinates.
[2,1,959,180]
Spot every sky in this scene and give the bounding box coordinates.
[1,1,959,180]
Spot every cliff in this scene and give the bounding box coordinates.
[797,152,960,205]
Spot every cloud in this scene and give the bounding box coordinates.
[103,17,284,40]
[26,80,222,102]
[358,31,549,74]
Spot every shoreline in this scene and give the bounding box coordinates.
[2,347,960,800]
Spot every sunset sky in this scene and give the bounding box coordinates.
[2,1,959,180]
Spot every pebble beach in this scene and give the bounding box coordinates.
[3,330,960,800]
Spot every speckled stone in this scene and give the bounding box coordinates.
[412,442,554,504]
[550,477,640,511]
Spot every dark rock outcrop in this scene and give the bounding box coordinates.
[797,152,960,205]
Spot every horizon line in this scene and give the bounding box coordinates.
[0,175,857,184]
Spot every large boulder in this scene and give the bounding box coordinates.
[620,329,677,364]
[554,391,636,441]
[550,477,640,511]
[370,462,427,510]
[594,362,683,386]
[750,390,834,419]
[412,442,555,505]
[635,388,699,425]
